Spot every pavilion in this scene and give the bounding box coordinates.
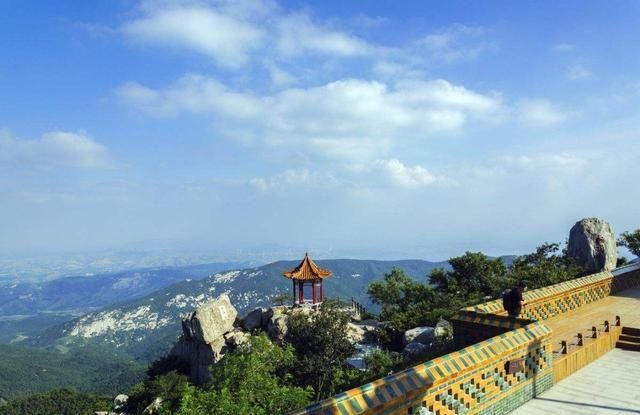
[282,252,332,306]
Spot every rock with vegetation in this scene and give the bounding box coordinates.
[171,294,239,385]
[242,307,266,331]
[567,218,617,273]
[141,397,162,414]
[402,326,435,346]
[267,314,289,341]
[113,394,128,412]
[224,328,250,348]
[347,319,383,344]
[402,342,429,358]
[434,318,453,340]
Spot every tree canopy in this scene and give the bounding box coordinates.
[618,229,640,258]
[286,304,357,400]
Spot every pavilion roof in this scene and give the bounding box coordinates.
[283,252,333,280]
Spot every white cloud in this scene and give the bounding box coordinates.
[516,98,567,126]
[374,159,438,187]
[250,169,338,192]
[118,74,502,162]
[250,169,309,192]
[263,60,297,86]
[552,43,575,52]
[0,130,113,169]
[121,1,374,67]
[275,13,373,57]
[503,154,586,171]
[122,4,265,68]
[415,25,495,63]
[566,64,591,81]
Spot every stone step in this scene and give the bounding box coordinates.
[616,340,640,352]
[622,326,640,337]
[618,334,640,343]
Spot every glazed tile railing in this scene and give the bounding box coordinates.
[288,323,553,415]
[287,264,640,415]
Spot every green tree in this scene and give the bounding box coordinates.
[618,230,640,258]
[368,268,444,339]
[363,349,404,379]
[0,389,111,415]
[429,252,508,304]
[507,242,583,289]
[272,292,291,306]
[285,304,356,400]
[176,334,311,415]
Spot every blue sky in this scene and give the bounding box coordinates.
[1,0,639,260]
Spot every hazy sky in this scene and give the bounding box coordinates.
[1,0,639,260]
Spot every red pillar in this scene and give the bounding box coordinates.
[312,281,317,304]
[299,280,304,304]
[293,279,297,305]
[319,280,323,302]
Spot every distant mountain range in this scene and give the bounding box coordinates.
[36,259,452,362]
[0,262,247,317]
[0,262,248,344]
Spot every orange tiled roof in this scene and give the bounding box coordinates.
[283,252,333,280]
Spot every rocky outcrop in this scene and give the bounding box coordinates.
[403,326,435,346]
[402,341,429,358]
[267,314,289,341]
[347,319,383,344]
[181,294,237,343]
[171,294,238,385]
[568,218,617,273]
[224,328,250,347]
[113,394,128,412]
[434,318,453,341]
[242,307,266,331]
[142,397,163,414]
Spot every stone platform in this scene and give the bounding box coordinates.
[512,348,640,414]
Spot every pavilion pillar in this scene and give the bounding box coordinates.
[298,280,304,304]
[313,280,321,304]
[319,280,323,302]
[293,279,298,305]
[312,281,317,304]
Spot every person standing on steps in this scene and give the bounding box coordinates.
[503,280,528,318]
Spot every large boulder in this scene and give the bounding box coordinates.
[402,341,429,358]
[568,218,617,273]
[224,328,250,348]
[242,308,265,331]
[434,319,453,340]
[403,327,435,346]
[347,320,383,344]
[171,336,226,385]
[182,294,237,343]
[142,397,163,414]
[113,394,128,412]
[171,294,237,385]
[267,314,288,341]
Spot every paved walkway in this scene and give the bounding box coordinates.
[512,349,640,414]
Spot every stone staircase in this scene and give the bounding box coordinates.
[616,327,640,351]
